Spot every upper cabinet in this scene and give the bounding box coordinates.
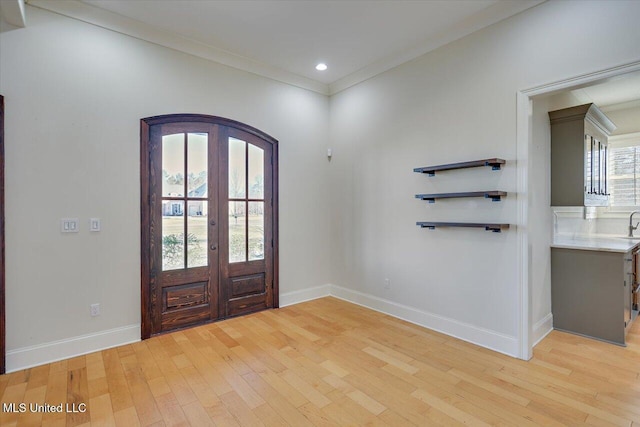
[549,103,616,207]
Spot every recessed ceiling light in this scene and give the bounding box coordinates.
[315,63,328,71]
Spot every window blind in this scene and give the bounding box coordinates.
[609,140,640,207]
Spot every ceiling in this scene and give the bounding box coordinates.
[24,0,544,94]
[568,70,640,109]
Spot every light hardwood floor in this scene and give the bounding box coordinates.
[1,297,639,426]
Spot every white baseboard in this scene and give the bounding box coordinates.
[279,284,331,307]
[532,313,553,348]
[7,283,527,372]
[6,324,140,373]
[329,285,520,358]
[7,284,332,372]
[281,283,520,358]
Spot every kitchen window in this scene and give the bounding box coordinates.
[608,132,640,207]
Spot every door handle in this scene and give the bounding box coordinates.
[210,220,216,226]
[210,245,217,251]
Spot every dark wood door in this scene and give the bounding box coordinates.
[1,94,5,373]
[221,127,275,317]
[141,115,278,338]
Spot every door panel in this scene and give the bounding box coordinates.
[221,127,274,318]
[141,114,278,338]
[149,122,219,334]
[1,94,5,374]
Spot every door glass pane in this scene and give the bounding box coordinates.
[585,135,592,193]
[187,201,207,268]
[248,144,264,199]
[593,138,600,194]
[229,201,246,263]
[248,201,264,261]
[162,200,184,270]
[229,137,246,198]
[187,133,207,196]
[163,133,184,197]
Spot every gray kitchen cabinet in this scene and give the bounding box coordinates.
[549,103,616,206]
[551,246,637,345]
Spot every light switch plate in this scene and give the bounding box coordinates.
[61,218,79,233]
[90,218,101,232]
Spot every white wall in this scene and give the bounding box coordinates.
[0,6,330,371]
[2,0,640,370]
[606,105,640,136]
[329,0,640,356]
[529,96,553,346]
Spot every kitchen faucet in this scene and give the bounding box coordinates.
[629,211,640,237]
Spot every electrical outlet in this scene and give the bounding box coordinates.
[384,278,391,289]
[90,303,100,317]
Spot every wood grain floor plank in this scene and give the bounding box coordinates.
[180,401,215,427]
[112,406,140,427]
[2,297,640,426]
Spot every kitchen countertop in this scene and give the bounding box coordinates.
[552,234,640,253]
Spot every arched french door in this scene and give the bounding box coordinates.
[140,115,278,338]
[1,95,5,373]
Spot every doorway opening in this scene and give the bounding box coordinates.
[517,61,640,359]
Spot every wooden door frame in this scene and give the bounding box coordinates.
[1,95,5,374]
[140,114,279,339]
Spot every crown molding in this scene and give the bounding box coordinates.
[26,0,545,97]
[26,0,330,95]
[1,0,26,27]
[328,0,546,95]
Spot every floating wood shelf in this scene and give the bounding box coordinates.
[415,191,507,203]
[417,222,510,233]
[414,158,505,176]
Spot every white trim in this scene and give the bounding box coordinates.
[281,284,520,357]
[279,285,331,307]
[328,0,544,95]
[26,0,329,95]
[329,285,519,357]
[516,91,532,360]
[0,0,26,27]
[6,324,140,373]
[517,59,640,361]
[585,104,617,136]
[552,206,588,218]
[26,0,544,97]
[532,313,553,348]
[8,283,522,372]
[520,62,640,98]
